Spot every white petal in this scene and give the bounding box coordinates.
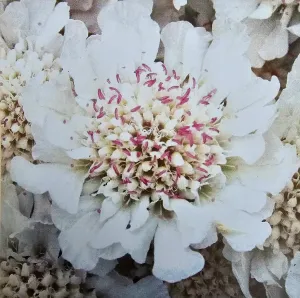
[220,104,277,137]
[99,197,120,223]
[10,157,87,214]
[89,258,118,277]
[226,134,265,165]
[152,219,204,282]
[59,212,102,270]
[238,133,299,195]
[249,1,274,19]
[98,243,127,260]
[61,20,98,98]
[286,252,300,298]
[288,23,300,36]
[213,0,258,22]
[43,111,81,150]
[36,2,70,48]
[170,200,212,245]
[215,206,271,251]
[67,147,96,159]
[90,210,130,249]
[204,20,252,98]
[122,218,157,264]
[31,124,73,164]
[226,75,280,113]
[251,250,281,286]
[217,182,267,213]
[258,24,289,61]
[130,196,150,231]
[161,21,193,76]
[173,0,186,10]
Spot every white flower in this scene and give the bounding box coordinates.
[0,0,69,172]
[10,1,297,282]
[213,0,300,67]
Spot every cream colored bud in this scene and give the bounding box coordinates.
[281,229,288,240]
[1,261,12,271]
[270,226,280,240]
[107,167,118,178]
[98,146,111,156]
[18,283,27,296]
[2,134,14,148]
[0,102,7,110]
[3,116,12,128]
[177,176,188,190]
[288,196,297,208]
[143,110,153,122]
[2,287,14,296]
[0,110,6,121]
[287,235,295,248]
[25,123,31,135]
[273,194,284,205]
[111,149,123,159]
[70,275,82,285]
[141,161,152,172]
[189,180,200,190]
[171,152,184,167]
[27,275,38,290]
[10,122,20,133]
[41,272,53,287]
[8,274,20,287]
[272,240,280,252]
[127,179,138,191]
[120,132,131,142]
[282,218,291,229]
[181,161,194,175]
[16,137,28,150]
[21,263,30,277]
[286,181,294,191]
[291,221,300,234]
[269,211,282,226]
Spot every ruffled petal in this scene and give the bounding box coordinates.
[152,219,205,282]
[10,157,87,213]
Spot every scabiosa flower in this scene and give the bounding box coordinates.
[10,0,298,282]
[213,0,300,67]
[0,0,69,173]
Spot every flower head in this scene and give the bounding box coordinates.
[0,0,69,172]
[213,0,300,67]
[10,1,298,282]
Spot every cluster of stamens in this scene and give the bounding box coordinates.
[265,169,300,257]
[0,41,61,173]
[78,62,226,215]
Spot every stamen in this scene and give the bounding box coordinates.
[192,77,196,89]
[90,162,103,173]
[157,170,167,177]
[112,140,123,146]
[202,132,213,144]
[114,108,119,120]
[130,106,141,112]
[92,99,99,112]
[108,95,117,104]
[172,70,180,80]
[168,85,180,91]
[158,82,165,91]
[142,63,152,72]
[204,155,214,166]
[185,152,197,159]
[134,67,146,83]
[165,76,172,82]
[192,121,204,131]
[197,167,208,173]
[127,162,135,172]
[98,88,105,100]
[122,149,131,156]
[144,79,156,87]
[140,177,150,185]
[116,74,121,83]
[112,164,120,175]
[162,63,167,75]
[87,131,94,142]
[146,73,157,79]
[107,79,111,84]
[109,87,122,104]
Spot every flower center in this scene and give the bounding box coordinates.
[83,63,227,210]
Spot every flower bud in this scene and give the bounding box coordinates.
[288,197,297,208]
[269,211,282,226]
[171,152,184,166]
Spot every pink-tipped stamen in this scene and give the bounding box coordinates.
[142,63,152,72]
[165,76,171,82]
[202,133,213,144]
[209,127,219,133]
[92,99,99,112]
[120,115,126,125]
[168,85,180,91]
[112,164,120,176]
[162,63,167,75]
[116,74,121,83]
[192,77,196,89]
[112,140,123,146]
[107,79,111,84]
[122,149,131,156]
[90,162,103,173]
[127,162,135,172]
[87,131,94,143]
[134,67,146,83]
[192,121,204,131]
[140,177,150,185]
[144,79,156,87]
[158,82,165,91]
[130,106,141,112]
[114,108,119,120]
[146,72,157,79]
[157,170,167,177]
[108,95,117,104]
[185,152,197,159]
[197,167,208,173]
[98,89,105,100]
